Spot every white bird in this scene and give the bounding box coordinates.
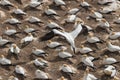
[104,65,117,77]
[24,25,38,33]
[0,55,11,65]
[15,65,27,76]
[8,76,19,80]
[45,6,58,16]
[58,49,73,59]
[11,6,26,15]
[27,0,42,8]
[97,19,110,28]
[89,10,103,20]
[0,0,14,7]
[9,44,20,55]
[47,40,63,49]
[21,33,35,44]
[65,14,77,23]
[57,76,68,80]
[81,55,95,69]
[0,36,12,46]
[109,32,120,40]
[27,58,49,68]
[26,16,43,24]
[83,67,98,80]
[79,45,94,54]
[114,16,120,24]
[98,0,115,5]
[46,20,63,30]
[106,41,120,52]
[41,20,84,54]
[4,27,20,36]
[102,55,118,65]
[60,64,77,74]
[35,69,51,79]
[3,16,21,25]
[86,32,103,44]
[55,46,67,51]
[99,7,115,14]
[54,0,66,6]
[80,0,91,10]
[32,47,47,57]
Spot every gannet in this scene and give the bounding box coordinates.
[27,58,48,68]
[67,7,80,15]
[65,14,77,23]
[106,41,120,52]
[79,45,94,54]
[32,47,48,57]
[114,15,120,24]
[0,0,14,7]
[99,7,115,14]
[8,76,19,80]
[55,46,67,51]
[45,6,58,16]
[11,6,26,15]
[98,0,115,5]
[25,16,43,24]
[46,20,63,30]
[102,55,118,65]
[4,27,21,36]
[40,20,84,54]
[83,67,98,80]
[24,25,39,33]
[26,0,42,8]
[58,49,73,59]
[0,36,13,46]
[47,40,63,49]
[97,19,110,28]
[81,55,95,69]
[3,16,21,25]
[104,65,117,77]
[9,43,20,55]
[53,0,66,10]
[109,32,120,40]
[57,76,68,80]
[0,55,11,65]
[86,32,103,44]
[59,64,77,74]
[20,33,35,44]
[89,10,103,20]
[15,65,27,76]
[80,0,91,11]
[35,69,51,79]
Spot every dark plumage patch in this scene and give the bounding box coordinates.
[40,31,56,41]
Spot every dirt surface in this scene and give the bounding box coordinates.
[0,0,120,80]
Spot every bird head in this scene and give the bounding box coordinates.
[101,19,107,22]
[60,76,65,80]
[8,76,15,80]
[32,47,37,50]
[113,76,119,80]
[88,32,94,37]
[25,25,29,29]
[82,54,87,58]
[111,32,115,35]
[6,27,9,30]
[48,40,52,43]
[15,5,18,9]
[48,20,52,23]
[104,55,108,59]
[80,45,84,48]
[85,67,90,74]
[13,44,17,48]
[63,64,68,67]
[1,55,5,58]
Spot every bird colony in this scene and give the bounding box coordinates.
[0,0,120,80]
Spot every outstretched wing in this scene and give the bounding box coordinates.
[69,24,82,39]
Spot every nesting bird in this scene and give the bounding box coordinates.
[45,6,58,16]
[102,55,118,65]
[103,65,117,77]
[106,41,120,52]
[9,43,20,55]
[97,0,115,5]
[27,58,49,68]
[32,47,48,57]
[108,31,120,40]
[4,27,20,36]
[0,36,13,46]
[83,67,98,80]
[35,69,51,79]
[15,65,27,76]
[59,64,78,74]
[24,25,39,33]
[47,40,63,49]
[80,0,91,11]
[0,0,14,7]
[0,55,11,65]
